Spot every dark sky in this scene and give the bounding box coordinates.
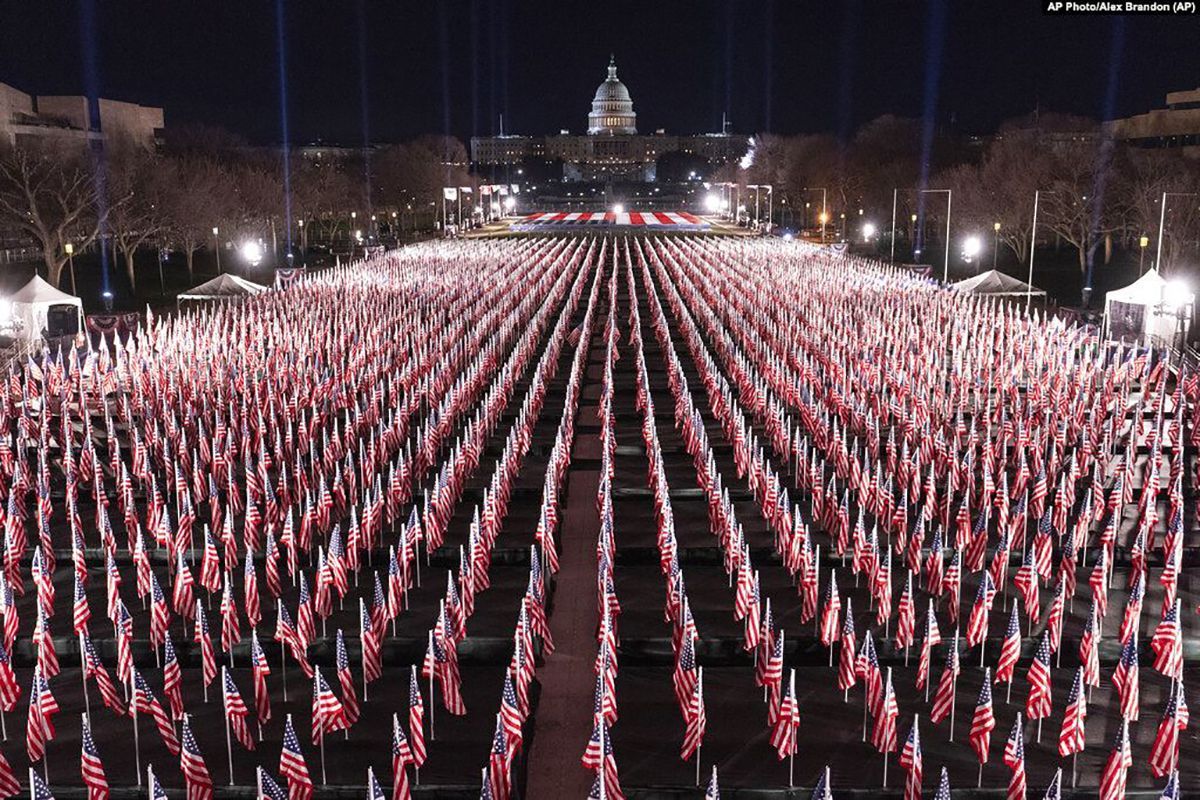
[1,1,1198,145]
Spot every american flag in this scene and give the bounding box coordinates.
[871,668,898,754]
[898,716,922,800]
[250,631,271,724]
[311,667,350,744]
[1150,600,1183,679]
[1099,720,1132,800]
[818,570,841,646]
[367,767,386,800]
[1057,667,1088,757]
[257,767,287,800]
[222,668,256,750]
[26,667,59,763]
[163,633,184,720]
[0,640,20,713]
[278,715,313,800]
[29,768,54,800]
[965,571,995,648]
[408,667,427,769]
[1112,631,1140,721]
[969,669,995,764]
[837,599,858,692]
[682,666,706,761]
[335,629,360,725]
[132,668,180,755]
[180,716,214,800]
[194,601,217,689]
[1002,712,1027,800]
[486,714,510,800]
[1025,632,1052,722]
[0,747,17,800]
[770,669,799,760]
[810,765,832,800]
[1042,768,1062,800]
[80,713,109,800]
[1159,770,1179,800]
[930,630,959,725]
[994,600,1021,686]
[391,713,413,800]
[933,766,951,800]
[1149,681,1187,778]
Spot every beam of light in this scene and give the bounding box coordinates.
[763,0,774,132]
[438,0,453,189]
[1084,17,1125,297]
[275,0,294,257]
[914,0,947,257]
[835,0,861,142]
[357,0,374,226]
[79,0,111,296]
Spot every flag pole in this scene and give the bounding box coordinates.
[256,766,263,800]
[221,670,234,785]
[146,764,154,797]
[79,632,91,720]
[131,676,142,785]
[977,761,983,788]
[360,599,369,703]
[428,631,436,741]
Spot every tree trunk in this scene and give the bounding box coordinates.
[44,248,62,287]
[124,248,137,290]
[1078,244,1087,274]
[186,247,196,281]
[1104,233,1112,265]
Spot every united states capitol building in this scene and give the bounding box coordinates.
[470,56,749,183]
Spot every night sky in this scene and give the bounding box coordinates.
[1,1,1198,145]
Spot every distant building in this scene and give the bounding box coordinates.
[0,80,163,150]
[1108,88,1200,156]
[470,56,749,183]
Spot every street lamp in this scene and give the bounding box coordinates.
[862,223,876,242]
[992,222,1001,269]
[704,193,722,214]
[1139,235,1149,275]
[212,227,221,273]
[64,242,76,294]
[612,203,625,215]
[962,235,982,273]
[241,241,264,268]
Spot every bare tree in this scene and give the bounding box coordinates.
[1117,149,1200,273]
[1039,141,1121,275]
[0,142,106,287]
[162,156,235,279]
[107,146,169,290]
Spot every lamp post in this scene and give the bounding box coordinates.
[64,242,76,294]
[1026,190,1052,311]
[1139,235,1149,275]
[890,189,898,263]
[918,189,952,282]
[1154,192,1199,275]
[212,227,221,273]
[992,222,1001,269]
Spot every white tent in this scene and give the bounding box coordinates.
[7,275,84,343]
[950,269,1045,297]
[178,273,269,301]
[1103,268,1194,346]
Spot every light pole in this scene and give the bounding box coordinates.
[918,189,952,282]
[212,227,221,273]
[890,189,898,263]
[1139,235,1149,275]
[992,222,1001,269]
[1155,192,1199,275]
[64,242,76,294]
[1026,190,1047,311]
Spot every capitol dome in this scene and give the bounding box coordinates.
[587,56,637,135]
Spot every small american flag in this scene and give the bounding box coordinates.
[969,668,996,764]
[80,713,109,800]
[28,768,53,800]
[180,716,214,800]
[278,715,313,800]
[1002,712,1027,800]
[1099,720,1132,800]
[1025,632,1052,721]
[222,668,256,750]
[898,716,922,800]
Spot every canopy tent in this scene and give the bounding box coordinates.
[950,269,1045,297]
[6,275,84,343]
[1103,268,1194,346]
[178,273,269,301]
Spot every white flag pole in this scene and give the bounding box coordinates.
[221,669,234,785]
